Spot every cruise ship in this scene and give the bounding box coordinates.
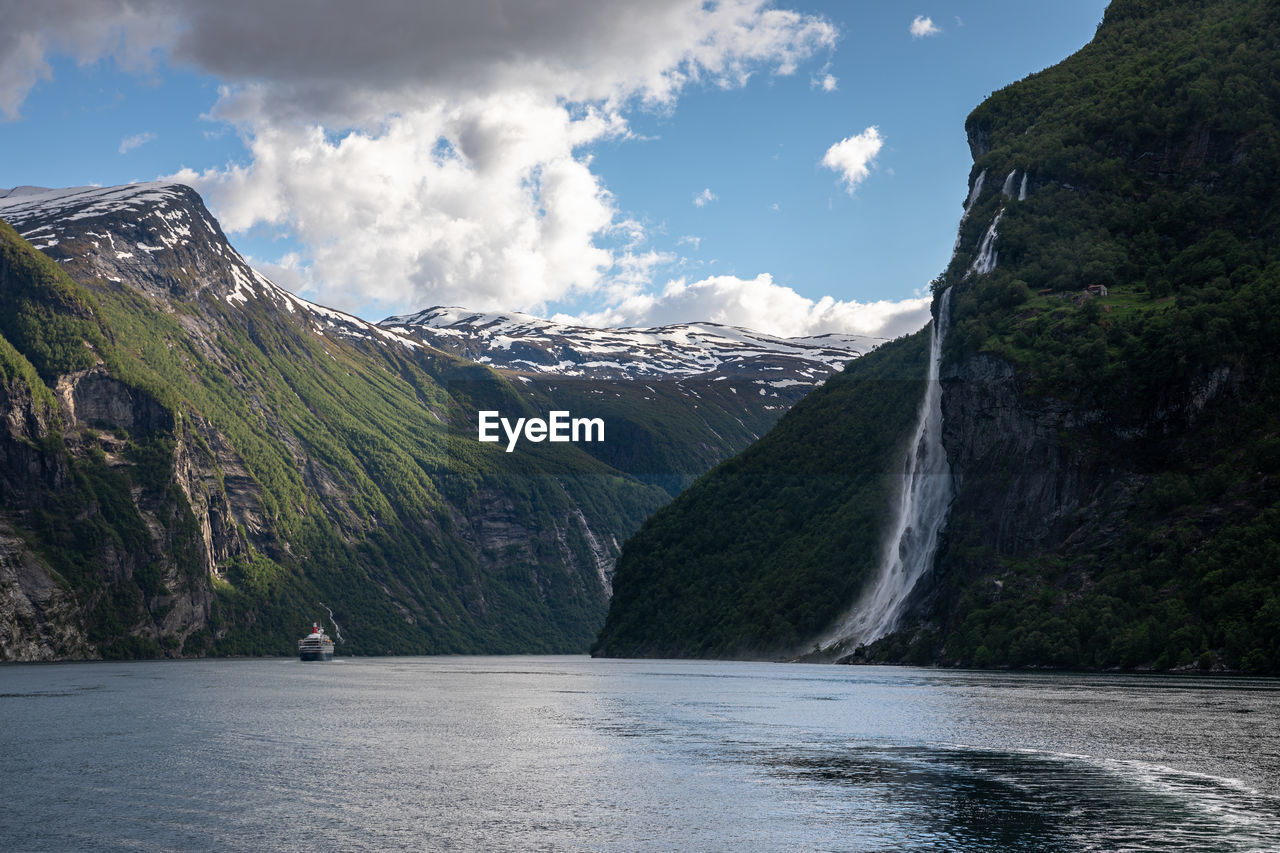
[298,623,335,661]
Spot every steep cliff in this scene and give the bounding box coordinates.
[893,0,1280,672]
[595,0,1280,672]
[0,216,212,658]
[0,189,667,659]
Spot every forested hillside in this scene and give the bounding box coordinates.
[595,0,1280,673]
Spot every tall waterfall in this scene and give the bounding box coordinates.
[823,288,955,648]
[817,168,996,653]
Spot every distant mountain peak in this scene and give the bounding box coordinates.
[381,305,882,384]
[0,181,243,299]
[0,181,425,355]
[0,183,877,392]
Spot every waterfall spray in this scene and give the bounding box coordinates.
[815,168,999,654]
[971,211,1003,276]
[1001,169,1019,198]
[823,288,955,648]
[952,170,986,254]
[319,602,345,643]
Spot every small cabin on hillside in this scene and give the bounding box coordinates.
[1086,284,1109,297]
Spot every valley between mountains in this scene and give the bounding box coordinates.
[0,182,868,659]
[3,0,1278,675]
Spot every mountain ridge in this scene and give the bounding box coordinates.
[382,305,878,383]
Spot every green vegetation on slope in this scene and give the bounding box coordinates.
[1,207,667,658]
[596,0,1280,673]
[877,0,1280,673]
[515,375,797,498]
[593,329,929,658]
[0,219,108,383]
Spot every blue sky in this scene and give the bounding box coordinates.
[0,1,1109,337]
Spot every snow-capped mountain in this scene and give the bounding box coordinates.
[1,184,879,395]
[0,183,423,354]
[382,306,881,388]
[0,178,887,657]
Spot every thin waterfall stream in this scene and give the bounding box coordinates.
[821,288,955,650]
[818,170,989,654]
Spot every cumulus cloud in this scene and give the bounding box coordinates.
[0,0,837,318]
[571,273,930,340]
[693,187,718,208]
[910,15,941,38]
[0,0,179,121]
[1,1,926,339]
[118,131,155,154]
[821,126,883,195]
[172,95,623,314]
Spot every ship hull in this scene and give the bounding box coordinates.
[299,650,333,662]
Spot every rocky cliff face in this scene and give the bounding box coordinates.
[0,370,88,659]
[939,354,1097,558]
[0,355,221,659]
[0,528,92,660]
[938,354,1240,562]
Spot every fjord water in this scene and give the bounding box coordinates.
[2,659,1278,852]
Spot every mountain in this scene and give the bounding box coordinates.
[594,0,1280,673]
[382,307,875,495]
[0,182,656,659]
[0,180,834,661]
[381,306,874,382]
[0,181,868,660]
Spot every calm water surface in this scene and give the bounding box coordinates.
[1,657,1277,851]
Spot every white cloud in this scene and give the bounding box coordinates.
[693,187,718,208]
[820,126,883,195]
[173,95,622,315]
[811,73,838,92]
[571,273,930,340]
[4,1,891,340]
[910,15,941,38]
[0,0,179,121]
[118,131,155,154]
[0,0,835,318]
[677,235,701,250]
